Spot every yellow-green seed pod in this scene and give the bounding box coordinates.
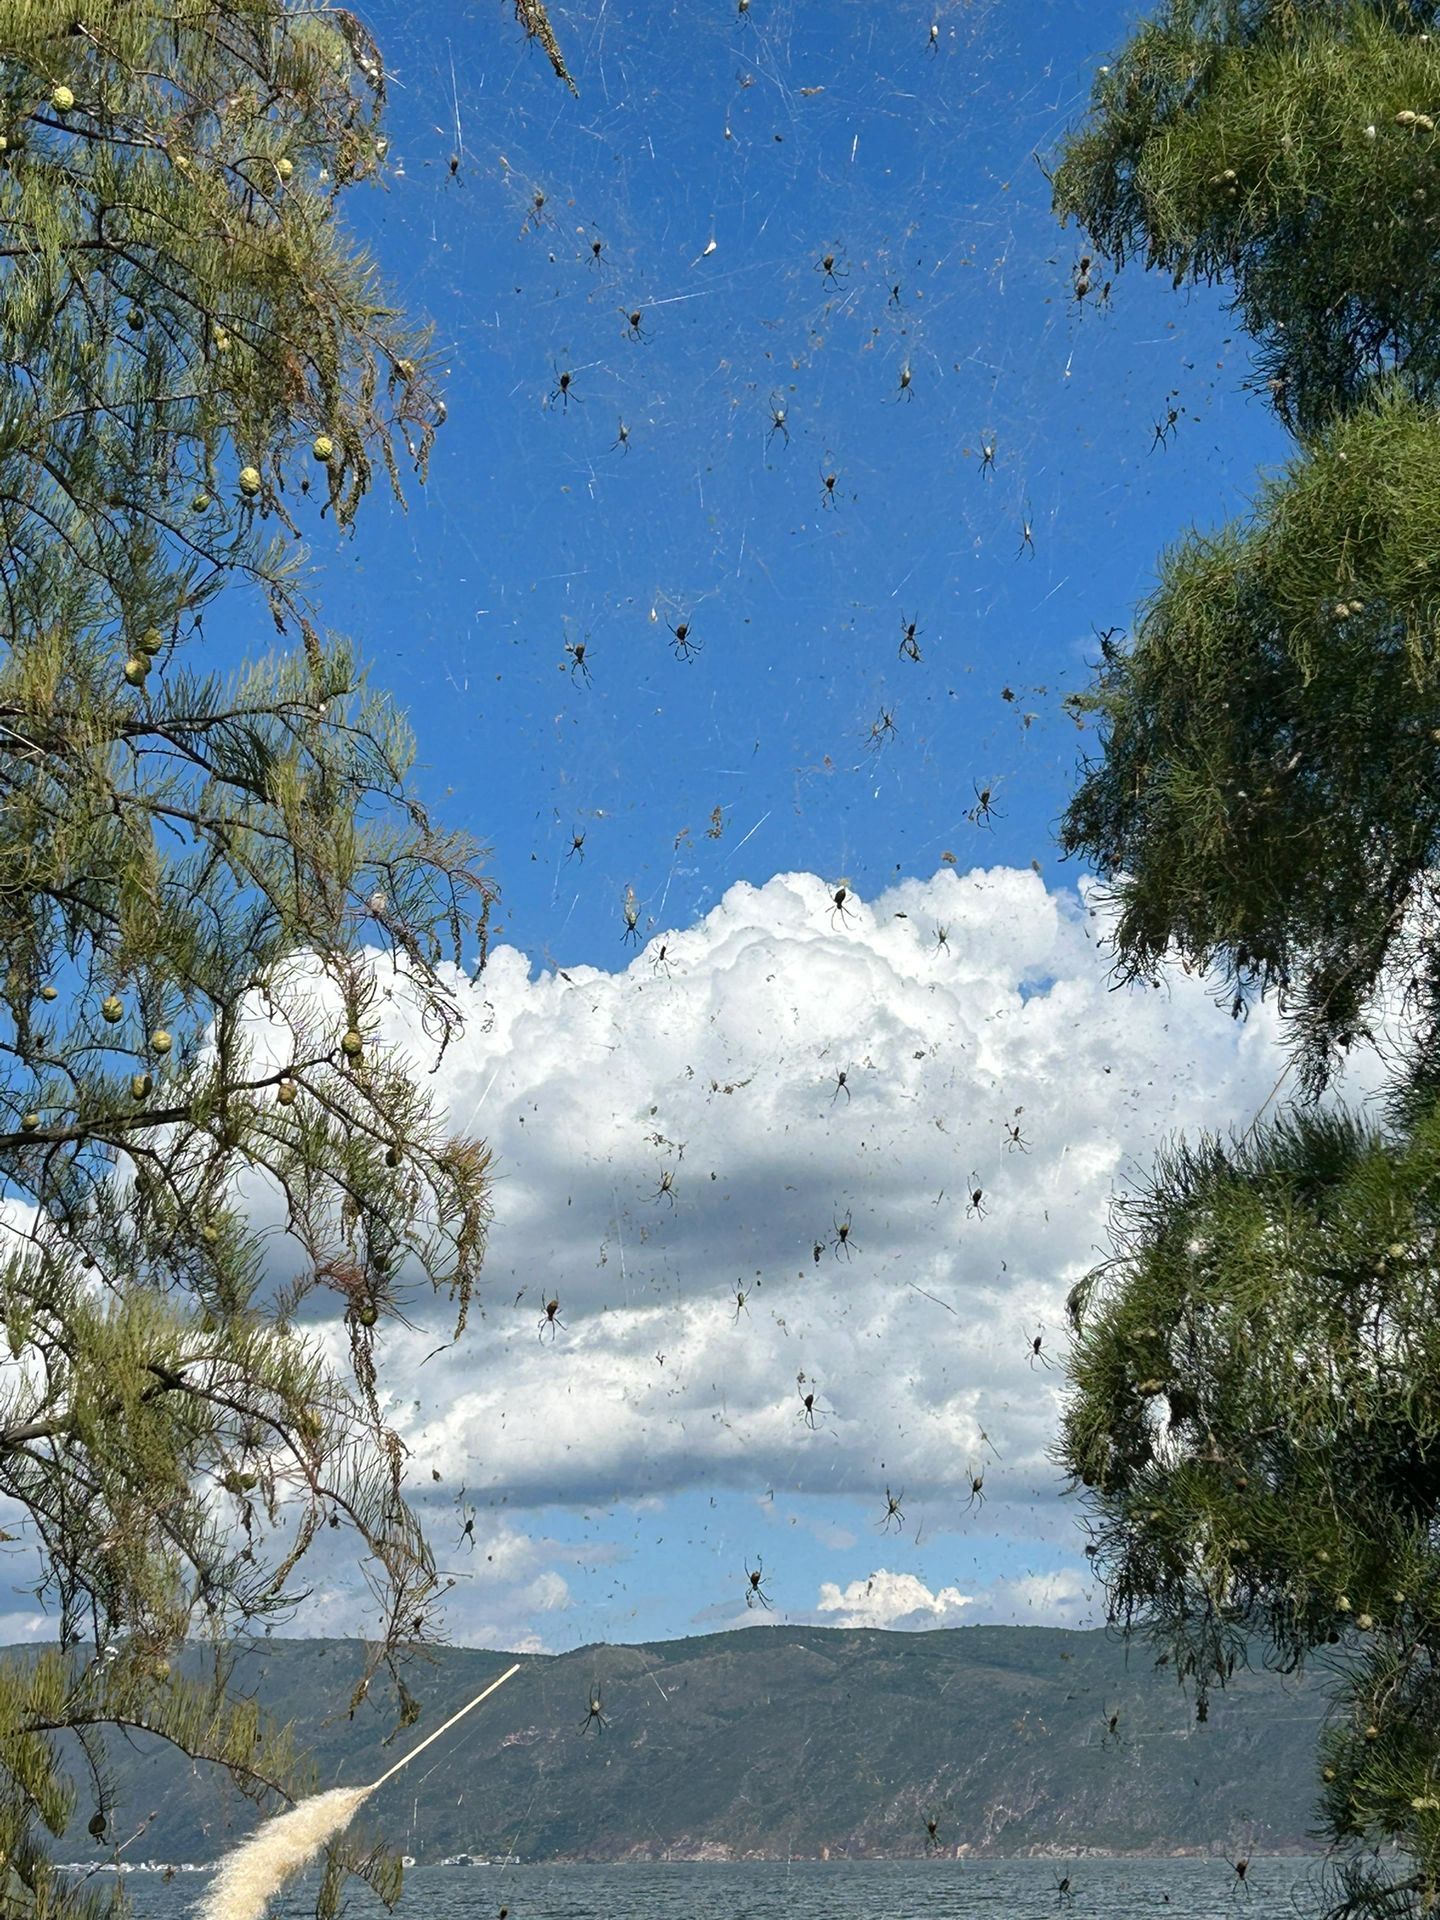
[237,465,261,496]
[312,434,334,461]
[276,156,294,180]
[276,1078,298,1105]
[150,1029,172,1054]
[100,995,123,1023]
[136,627,164,655]
[341,1028,363,1058]
[123,657,149,687]
[130,1074,152,1101]
[40,985,57,1002]
[21,1113,39,1132]
[51,85,74,112]
[191,492,210,512]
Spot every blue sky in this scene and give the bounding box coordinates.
[3,0,1337,1656]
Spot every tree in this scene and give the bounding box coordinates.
[1049,3,1440,1914]
[0,2,570,1913]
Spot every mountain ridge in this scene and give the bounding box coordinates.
[27,1623,1334,1863]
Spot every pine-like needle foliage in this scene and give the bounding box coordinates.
[1051,0,1440,435]
[1051,4,1440,1916]
[0,3,567,1915]
[1062,381,1440,1099]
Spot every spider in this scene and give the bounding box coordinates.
[895,361,914,401]
[816,252,848,286]
[564,640,591,685]
[738,0,750,14]
[797,1374,822,1429]
[1152,395,1180,451]
[927,21,939,53]
[812,1240,824,1265]
[965,1179,987,1220]
[820,467,840,510]
[831,1067,850,1104]
[832,1210,857,1259]
[967,780,1003,827]
[879,1486,905,1533]
[651,1167,677,1208]
[566,828,586,863]
[963,1467,986,1512]
[767,394,790,448]
[1027,1325,1054,1370]
[1017,509,1035,559]
[1102,1701,1121,1744]
[1004,1119,1029,1153]
[978,434,997,476]
[745,1559,772,1609]
[589,235,604,266]
[457,1499,476,1550]
[612,419,631,455]
[829,885,857,930]
[539,1297,565,1341]
[623,308,650,343]
[668,621,702,662]
[550,366,578,411]
[867,707,897,752]
[934,924,950,954]
[621,886,641,945]
[1225,1856,1251,1900]
[447,153,460,179]
[889,283,904,308]
[1073,254,1092,302]
[898,615,923,663]
[579,1683,607,1735]
[1053,1868,1076,1909]
[924,1813,942,1852]
[733,1284,750,1321]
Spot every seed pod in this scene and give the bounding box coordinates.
[123,657,149,687]
[276,1078,298,1105]
[276,156,293,180]
[130,1074,152,1100]
[191,492,210,513]
[100,995,123,1023]
[51,85,75,111]
[312,434,334,461]
[150,1029,172,1054]
[21,1113,39,1132]
[1356,1612,1374,1630]
[40,985,57,1002]
[356,1301,378,1329]
[341,1028,364,1059]
[237,465,262,496]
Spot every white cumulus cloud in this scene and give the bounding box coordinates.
[817,1569,975,1629]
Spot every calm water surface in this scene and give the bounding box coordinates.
[117,1857,1329,1919]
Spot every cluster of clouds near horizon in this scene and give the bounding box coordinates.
[270,861,1390,1651]
[0,864,1395,1655]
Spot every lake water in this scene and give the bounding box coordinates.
[112,1856,1328,1918]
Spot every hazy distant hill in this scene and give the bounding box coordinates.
[35,1625,1337,1863]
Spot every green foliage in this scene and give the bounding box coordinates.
[1052,2,1440,1915]
[1061,381,1440,1097]
[1052,0,1440,433]
[0,0,573,1911]
[1058,1094,1440,1910]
